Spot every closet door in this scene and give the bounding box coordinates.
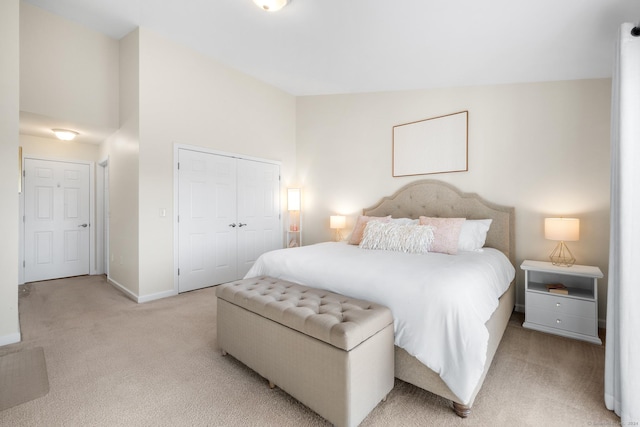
[177,149,282,293]
[236,159,281,278]
[178,150,238,292]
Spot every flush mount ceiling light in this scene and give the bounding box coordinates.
[52,129,79,141]
[252,0,289,12]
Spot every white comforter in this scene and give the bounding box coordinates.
[245,242,515,404]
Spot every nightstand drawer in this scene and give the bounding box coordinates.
[526,292,596,319]
[526,307,597,336]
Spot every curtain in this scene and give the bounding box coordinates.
[605,22,640,422]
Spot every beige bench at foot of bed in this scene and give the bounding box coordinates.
[216,276,395,427]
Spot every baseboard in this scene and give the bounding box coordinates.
[107,277,177,304]
[514,303,525,313]
[137,289,177,304]
[107,276,139,303]
[0,332,21,347]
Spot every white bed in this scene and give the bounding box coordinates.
[246,180,516,417]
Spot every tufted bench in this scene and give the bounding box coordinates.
[216,276,394,427]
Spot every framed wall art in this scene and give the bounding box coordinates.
[392,110,468,177]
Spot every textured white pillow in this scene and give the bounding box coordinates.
[458,219,493,251]
[359,221,434,254]
[390,217,419,225]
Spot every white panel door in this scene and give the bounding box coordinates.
[24,159,90,282]
[178,149,238,292]
[236,160,281,278]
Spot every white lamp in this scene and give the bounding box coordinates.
[545,218,579,267]
[287,188,301,234]
[287,188,300,211]
[52,129,78,141]
[330,215,346,242]
[252,0,289,12]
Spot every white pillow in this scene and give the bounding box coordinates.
[390,217,419,225]
[458,219,492,251]
[359,221,434,254]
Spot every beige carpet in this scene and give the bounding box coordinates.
[0,347,49,411]
[0,275,620,426]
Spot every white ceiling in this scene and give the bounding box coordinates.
[23,0,638,145]
[23,0,639,97]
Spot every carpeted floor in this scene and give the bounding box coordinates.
[0,275,620,426]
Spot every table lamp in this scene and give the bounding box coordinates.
[330,215,346,242]
[544,217,579,267]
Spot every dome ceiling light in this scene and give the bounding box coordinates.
[252,0,289,12]
[52,129,79,141]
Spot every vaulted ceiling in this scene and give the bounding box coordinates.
[23,0,639,96]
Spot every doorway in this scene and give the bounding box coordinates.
[22,157,95,282]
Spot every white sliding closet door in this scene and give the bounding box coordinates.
[178,149,281,293]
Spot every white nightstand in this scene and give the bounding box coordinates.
[521,260,602,345]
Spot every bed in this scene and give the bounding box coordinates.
[245,179,516,417]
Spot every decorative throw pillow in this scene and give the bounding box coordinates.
[458,219,493,251]
[390,217,419,226]
[359,221,434,254]
[348,215,391,245]
[418,216,466,255]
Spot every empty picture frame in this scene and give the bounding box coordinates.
[392,111,468,177]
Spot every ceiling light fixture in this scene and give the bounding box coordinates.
[52,129,79,141]
[252,0,289,12]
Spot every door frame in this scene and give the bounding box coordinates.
[97,158,109,277]
[173,143,282,294]
[20,155,96,284]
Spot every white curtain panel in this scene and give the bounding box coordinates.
[605,22,640,422]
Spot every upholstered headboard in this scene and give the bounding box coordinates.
[363,180,515,266]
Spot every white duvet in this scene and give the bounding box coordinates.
[245,242,515,404]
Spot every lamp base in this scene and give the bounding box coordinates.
[549,241,576,267]
[334,229,344,242]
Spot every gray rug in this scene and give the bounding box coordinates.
[0,347,49,411]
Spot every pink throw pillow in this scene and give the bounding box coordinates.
[348,215,391,245]
[418,217,466,254]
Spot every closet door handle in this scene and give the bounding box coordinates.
[238,223,247,228]
[228,223,237,228]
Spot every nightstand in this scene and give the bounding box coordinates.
[521,260,602,345]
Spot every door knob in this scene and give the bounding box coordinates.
[78,223,88,228]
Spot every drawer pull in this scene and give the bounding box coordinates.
[556,319,562,324]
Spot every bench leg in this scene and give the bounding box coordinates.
[453,402,471,418]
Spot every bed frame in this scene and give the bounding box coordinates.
[363,179,515,417]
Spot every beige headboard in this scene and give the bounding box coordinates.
[363,180,515,266]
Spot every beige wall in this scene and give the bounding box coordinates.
[99,29,141,296]
[0,0,20,345]
[296,79,611,321]
[20,2,118,130]
[135,28,296,299]
[20,134,100,162]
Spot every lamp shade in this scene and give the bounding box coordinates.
[287,188,300,211]
[330,215,346,229]
[545,218,579,242]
